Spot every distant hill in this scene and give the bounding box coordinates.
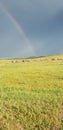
[0,53,63,61]
[28,53,63,62]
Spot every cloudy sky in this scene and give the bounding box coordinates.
[0,0,63,58]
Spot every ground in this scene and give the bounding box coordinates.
[0,54,63,130]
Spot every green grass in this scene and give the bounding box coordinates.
[0,56,63,130]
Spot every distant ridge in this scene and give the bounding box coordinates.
[25,55,45,59]
[0,53,63,60]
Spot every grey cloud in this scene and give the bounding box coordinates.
[2,0,63,14]
[0,0,63,57]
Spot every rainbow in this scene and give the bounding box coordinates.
[0,2,36,56]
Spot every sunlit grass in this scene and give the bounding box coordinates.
[0,56,63,130]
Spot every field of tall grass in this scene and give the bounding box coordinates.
[0,55,63,130]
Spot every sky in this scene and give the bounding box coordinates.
[0,0,63,58]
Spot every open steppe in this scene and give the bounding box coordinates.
[0,54,63,130]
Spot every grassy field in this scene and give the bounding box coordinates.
[0,54,63,130]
